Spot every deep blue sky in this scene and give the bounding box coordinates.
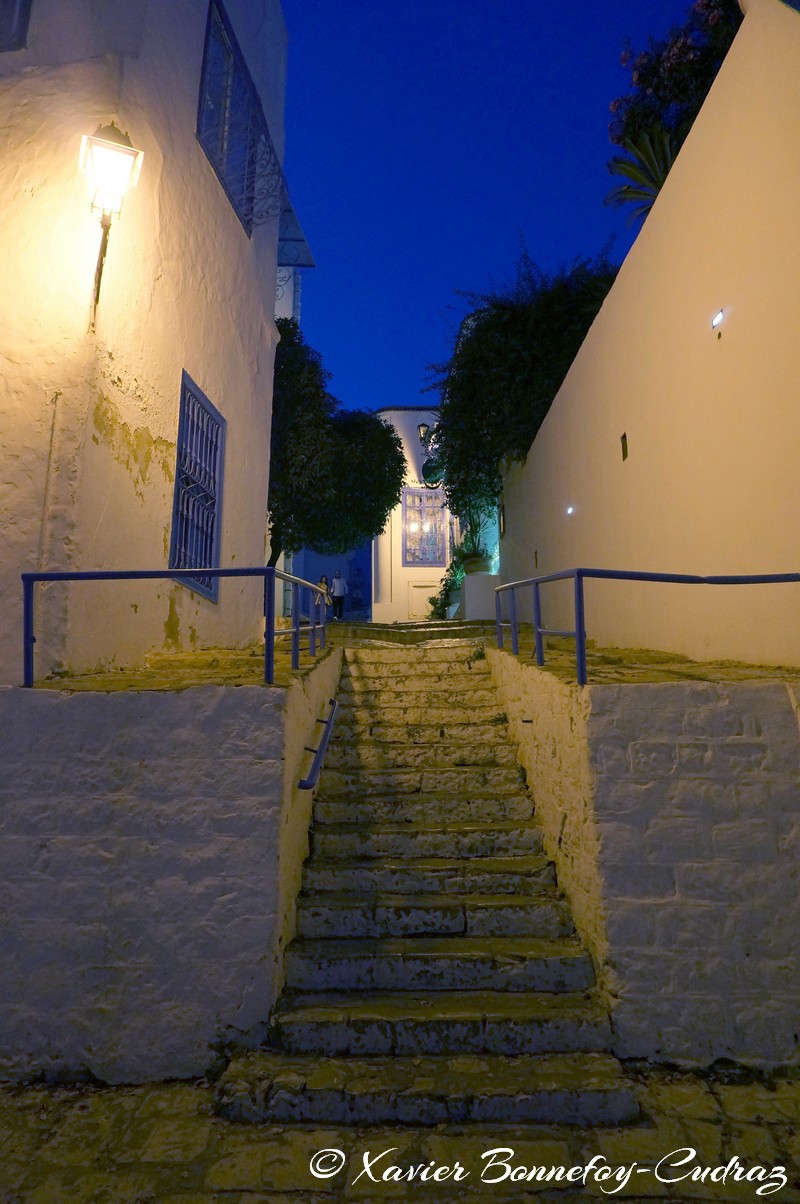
[280,0,692,411]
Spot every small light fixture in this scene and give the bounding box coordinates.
[566,506,574,516]
[79,124,143,325]
[417,422,430,445]
[712,309,724,329]
[80,123,143,217]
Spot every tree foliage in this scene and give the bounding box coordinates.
[606,123,688,222]
[607,0,742,217]
[267,319,406,564]
[428,252,617,521]
[609,0,743,146]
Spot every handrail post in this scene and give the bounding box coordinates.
[22,575,35,687]
[264,567,275,684]
[574,571,587,686]
[495,589,504,649]
[533,582,544,666]
[291,581,300,670]
[508,586,519,656]
[309,586,317,658]
[319,592,326,650]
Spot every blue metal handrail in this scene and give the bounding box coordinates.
[495,568,800,686]
[21,565,327,687]
[299,698,339,790]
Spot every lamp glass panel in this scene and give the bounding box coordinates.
[88,140,139,213]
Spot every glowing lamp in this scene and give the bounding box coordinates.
[711,309,724,329]
[80,124,143,217]
[417,423,430,444]
[566,506,574,516]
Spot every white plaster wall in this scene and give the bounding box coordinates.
[371,407,451,624]
[0,646,342,1085]
[500,0,800,666]
[489,648,800,1067]
[0,0,287,683]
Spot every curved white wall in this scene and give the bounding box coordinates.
[371,407,452,624]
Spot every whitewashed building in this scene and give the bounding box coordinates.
[371,406,455,623]
[500,0,800,667]
[0,0,292,684]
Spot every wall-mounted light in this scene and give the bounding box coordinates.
[566,506,575,516]
[79,123,143,324]
[417,423,430,445]
[80,124,143,216]
[712,309,724,329]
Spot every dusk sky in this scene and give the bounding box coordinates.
[279,0,694,412]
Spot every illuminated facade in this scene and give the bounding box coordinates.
[372,407,454,623]
[0,0,291,683]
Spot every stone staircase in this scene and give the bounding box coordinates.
[216,640,638,1127]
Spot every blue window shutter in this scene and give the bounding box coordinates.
[168,372,226,602]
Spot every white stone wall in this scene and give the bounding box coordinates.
[0,647,342,1084]
[500,0,800,666]
[489,648,800,1067]
[0,0,287,684]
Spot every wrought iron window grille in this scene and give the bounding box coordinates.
[169,372,226,601]
[196,0,284,235]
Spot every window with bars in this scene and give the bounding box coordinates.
[169,372,226,602]
[1,0,33,51]
[196,0,282,235]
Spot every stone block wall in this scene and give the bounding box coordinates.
[488,649,800,1067]
[0,647,342,1084]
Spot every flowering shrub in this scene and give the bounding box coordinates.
[609,0,742,147]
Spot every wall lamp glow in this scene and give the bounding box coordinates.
[417,422,430,444]
[566,506,575,516]
[712,309,725,329]
[79,124,143,322]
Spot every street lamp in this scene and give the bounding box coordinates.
[80,123,143,215]
[79,123,143,321]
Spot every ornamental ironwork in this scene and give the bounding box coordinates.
[197,0,285,234]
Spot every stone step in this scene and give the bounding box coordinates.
[345,645,484,664]
[324,742,518,770]
[331,622,497,644]
[268,990,609,1057]
[342,660,491,680]
[336,684,499,706]
[296,893,573,939]
[215,1050,640,1127]
[310,822,543,861]
[284,935,594,992]
[303,853,557,896]
[338,704,507,726]
[332,721,509,745]
[313,791,534,826]
[318,766,524,797]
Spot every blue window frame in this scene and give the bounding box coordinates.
[196,0,282,234]
[402,487,447,568]
[169,372,226,602]
[1,0,33,50]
